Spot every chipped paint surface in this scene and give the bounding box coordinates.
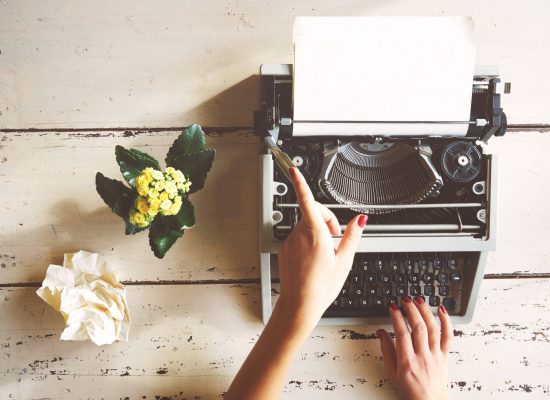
[1,280,550,398]
[1,128,549,398]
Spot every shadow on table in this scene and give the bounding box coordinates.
[3,198,128,283]
[182,75,258,128]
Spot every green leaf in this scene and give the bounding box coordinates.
[147,199,195,258]
[95,172,146,235]
[176,198,196,229]
[149,218,183,259]
[166,124,206,165]
[115,145,161,186]
[169,149,215,194]
[124,219,148,235]
[162,198,195,230]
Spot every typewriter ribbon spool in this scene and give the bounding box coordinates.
[441,141,482,183]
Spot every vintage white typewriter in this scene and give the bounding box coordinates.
[256,17,510,324]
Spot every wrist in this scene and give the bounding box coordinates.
[271,297,319,337]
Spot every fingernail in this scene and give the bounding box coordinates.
[289,167,296,179]
[414,295,425,304]
[376,329,384,338]
[389,303,398,311]
[357,214,368,228]
[440,304,447,314]
[402,295,411,303]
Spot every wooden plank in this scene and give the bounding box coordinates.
[0,0,549,129]
[0,129,259,283]
[1,129,549,284]
[485,130,550,276]
[1,279,549,399]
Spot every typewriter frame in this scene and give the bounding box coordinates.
[258,64,504,325]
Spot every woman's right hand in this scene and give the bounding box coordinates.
[276,167,366,331]
[377,296,453,400]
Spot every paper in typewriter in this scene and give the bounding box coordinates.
[293,17,476,136]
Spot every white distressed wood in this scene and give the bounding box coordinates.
[1,279,549,399]
[0,130,259,283]
[0,0,549,129]
[485,130,550,275]
[1,130,549,283]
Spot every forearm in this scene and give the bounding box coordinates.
[225,300,313,400]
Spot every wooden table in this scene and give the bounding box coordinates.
[1,129,549,399]
[1,1,550,399]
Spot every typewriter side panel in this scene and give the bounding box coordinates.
[260,154,275,324]
[453,154,498,324]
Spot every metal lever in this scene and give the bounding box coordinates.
[264,136,295,181]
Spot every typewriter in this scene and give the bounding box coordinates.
[257,18,510,325]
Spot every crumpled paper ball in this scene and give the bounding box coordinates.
[36,250,130,346]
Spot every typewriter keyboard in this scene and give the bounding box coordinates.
[324,252,472,317]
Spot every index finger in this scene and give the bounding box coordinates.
[389,304,414,364]
[289,167,321,227]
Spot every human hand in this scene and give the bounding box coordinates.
[275,167,367,330]
[377,297,453,400]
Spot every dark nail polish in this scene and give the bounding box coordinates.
[389,303,398,311]
[357,214,367,228]
[414,295,424,304]
[402,295,412,303]
[440,304,447,314]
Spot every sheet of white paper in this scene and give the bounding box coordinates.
[36,251,130,346]
[292,17,476,137]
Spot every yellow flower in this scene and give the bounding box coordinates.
[136,196,149,214]
[136,185,147,197]
[142,167,154,183]
[167,202,182,215]
[137,216,147,227]
[177,181,192,193]
[160,199,172,211]
[132,168,190,219]
[149,197,161,211]
[131,211,148,228]
[148,187,160,198]
[135,174,147,187]
[135,175,150,196]
[154,179,166,191]
[165,181,177,195]
[173,170,185,184]
[151,169,164,180]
